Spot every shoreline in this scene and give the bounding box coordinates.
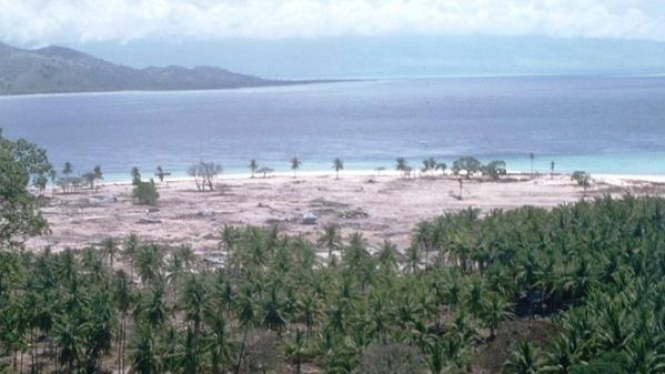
[94,169,665,187]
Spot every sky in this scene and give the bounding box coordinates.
[2,0,665,44]
[2,0,665,78]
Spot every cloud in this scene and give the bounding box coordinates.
[1,0,664,44]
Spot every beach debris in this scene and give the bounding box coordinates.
[202,251,227,267]
[196,209,214,217]
[310,198,349,209]
[91,194,118,205]
[146,207,160,213]
[136,218,162,224]
[302,212,318,225]
[339,209,369,219]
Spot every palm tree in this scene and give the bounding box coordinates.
[62,162,73,193]
[504,342,543,374]
[283,329,307,374]
[422,157,436,176]
[135,244,164,286]
[529,152,535,174]
[234,287,258,374]
[425,340,446,374]
[262,285,288,337]
[296,292,320,335]
[131,167,141,184]
[101,237,119,270]
[93,165,103,183]
[290,157,302,178]
[54,314,83,374]
[155,166,165,182]
[113,270,134,374]
[206,313,233,374]
[481,294,513,340]
[123,233,141,280]
[317,224,342,263]
[181,275,210,341]
[376,240,399,274]
[395,157,408,178]
[129,324,161,374]
[332,158,344,179]
[248,159,259,178]
[542,335,582,374]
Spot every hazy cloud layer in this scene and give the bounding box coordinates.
[2,0,664,44]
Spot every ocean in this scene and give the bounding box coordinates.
[1,76,664,181]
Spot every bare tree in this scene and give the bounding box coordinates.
[188,161,223,191]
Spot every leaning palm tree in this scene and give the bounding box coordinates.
[332,158,344,179]
[248,159,259,178]
[290,157,302,178]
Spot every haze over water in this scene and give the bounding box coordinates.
[2,76,665,181]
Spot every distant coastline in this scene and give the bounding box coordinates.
[0,41,350,96]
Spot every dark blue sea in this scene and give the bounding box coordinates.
[1,76,665,181]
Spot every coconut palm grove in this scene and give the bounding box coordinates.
[2,134,665,374]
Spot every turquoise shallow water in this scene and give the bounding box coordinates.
[1,76,664,181]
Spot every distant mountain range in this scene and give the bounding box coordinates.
[0,42,302,95]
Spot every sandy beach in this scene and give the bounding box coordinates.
[27,171,665,254]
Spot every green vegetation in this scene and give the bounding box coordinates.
[2,194,665,374]
[2,131,663,374]
[482,160,507,180]
[132,179,160,205]
[571,171,591,192]
[0,129,51,248]
[82,165,103,189]
[452,156,482,179]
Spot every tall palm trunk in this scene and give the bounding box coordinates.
[235,326,250,374]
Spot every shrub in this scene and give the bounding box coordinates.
[133,179,159,205]
[571,171,590,191]
[452,156,482,178]
[483,160,507,180]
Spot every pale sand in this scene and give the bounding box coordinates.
[26,171,665,254]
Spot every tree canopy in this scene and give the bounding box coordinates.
[0,129,51,249]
